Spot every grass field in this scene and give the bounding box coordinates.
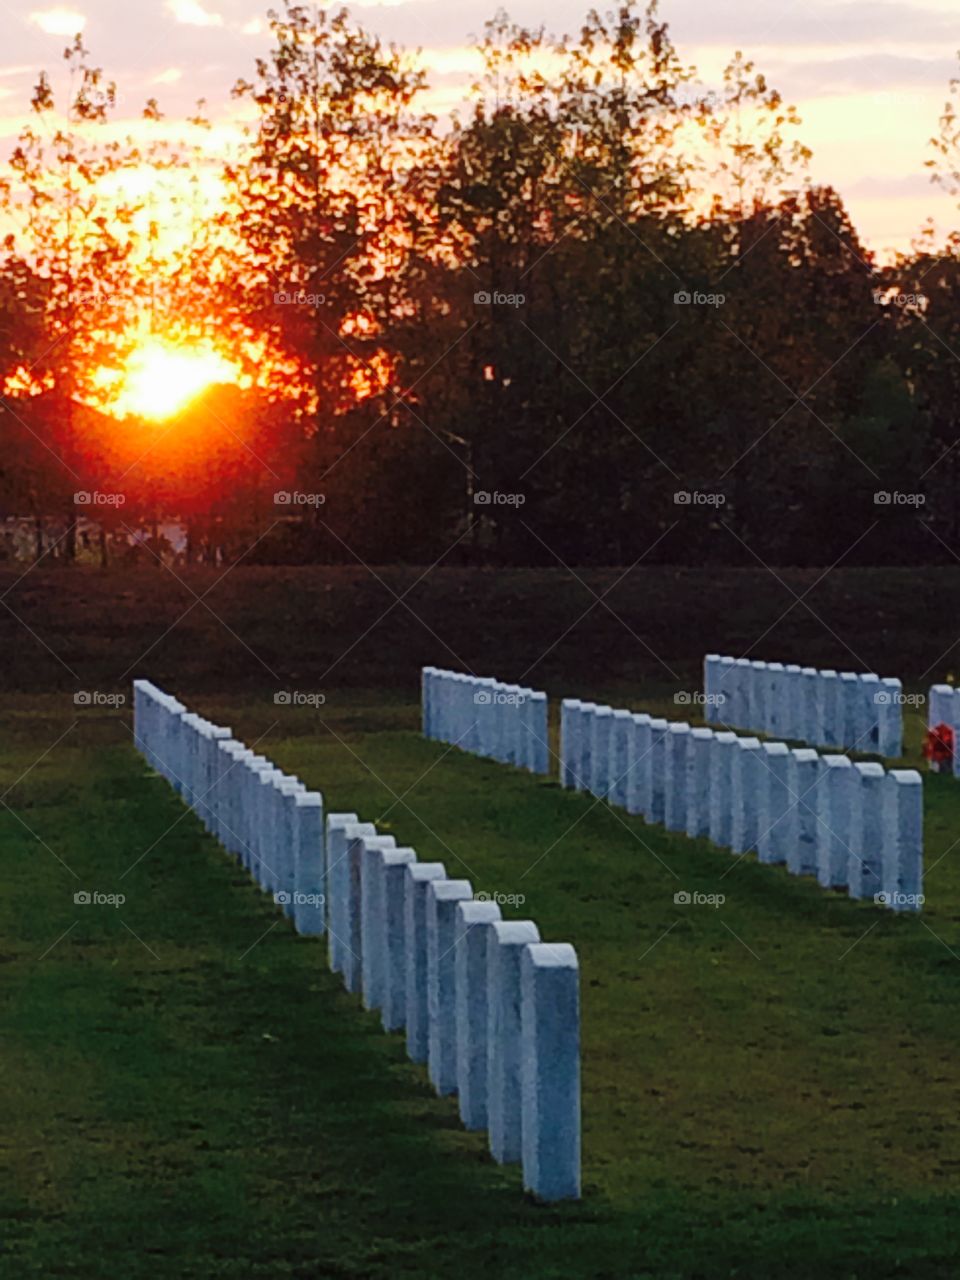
[2,567,960,1277]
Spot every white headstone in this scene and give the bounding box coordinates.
[360,834,397,1006]
[881,770,923,912]
[591,707,614,799]
[929,684,954,731]
[292,791,325,935]
[732,658,751,727]
[664,723,691,832]
[839,673,859,749]
[577,704,596,793]
[879,679,903,757]
[626,714,652,816]
[610,710,633,809]
[749,660,768,733]
[848,763,884,900]
[783,664,803,740]
[427,879,474,1094]
[422,666,437,738]
[455,899,503,1130]
[487,919,540,1164]
[703,654,722,725]
[730,736,762,854]
[276,779,306,918]
[380,848,418,1032]
[757,742,790,865]
[649,719,669,824]
[816,671,836,748]
[529,691,550,774]
[342,823,378,993]
[520,942,581,1202]
[708,732,739,848]
[715,656,735,725]
[325,813,360,973]
[766,662,785,738]
[817,756,854,889]
[859,674,881,752]
[800,667,819,746]
[404,861,447,1062]
[560,699,582,788]
[787,750,820,876]
[685,728,714,838]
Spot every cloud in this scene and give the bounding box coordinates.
[767,53,956,98]
[663,0,960,50]
[167,0,223,27]
[844,173,940,199]
[29,7,87,35]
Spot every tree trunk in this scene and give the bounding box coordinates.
[65,512,77,563]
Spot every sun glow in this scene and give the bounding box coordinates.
[106,339,240,421]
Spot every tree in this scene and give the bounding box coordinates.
[223,0,437,555]
[3,36,136,559]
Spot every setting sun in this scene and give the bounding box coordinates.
[107,339,240,421]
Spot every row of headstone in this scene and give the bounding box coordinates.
[703,654,904,757]
[132,678,580,1200]
[559,698,924,911]
[928,684,960,777]
[422,667,550,773]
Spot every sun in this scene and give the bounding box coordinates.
[108,338,240,421]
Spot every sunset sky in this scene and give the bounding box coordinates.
[4,0,960,258]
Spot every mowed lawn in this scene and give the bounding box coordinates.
[2,687,960,1279]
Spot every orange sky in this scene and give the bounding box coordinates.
[2,0,958,260]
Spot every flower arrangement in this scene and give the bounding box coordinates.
[923,722,954,772]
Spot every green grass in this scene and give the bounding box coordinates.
[3,686,960,1278]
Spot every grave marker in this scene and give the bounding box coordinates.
[520,942,581,1202]
[488,919,540,1165]
[848,763,884,900]
[426,879,474,1094]
[404,862,447,1062]
[455,899,503,1130]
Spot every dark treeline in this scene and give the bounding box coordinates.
[1,2,960,568]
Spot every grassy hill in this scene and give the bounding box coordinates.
[1,567,959,1276]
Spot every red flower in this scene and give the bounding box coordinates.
[923,723,954,768]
